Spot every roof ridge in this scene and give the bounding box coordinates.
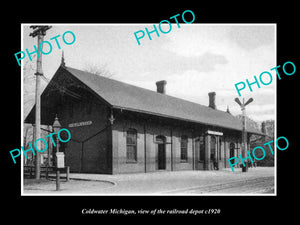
[64,65,229,112]
[62,65,261,135]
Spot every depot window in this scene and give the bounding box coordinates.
[126,128,137,162]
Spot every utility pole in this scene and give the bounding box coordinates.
[234,97,253,172]
[29,26,51,179]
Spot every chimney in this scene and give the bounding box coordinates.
[156,80,167,94]
[208,92,216,109]
[226,105,231,114]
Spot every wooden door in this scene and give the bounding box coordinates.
[158,143,166,170]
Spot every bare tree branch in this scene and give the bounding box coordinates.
[83,63,114,78]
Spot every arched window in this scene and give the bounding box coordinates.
[180,135,188,161]
[126,128,137,162]
[156,135,166,144]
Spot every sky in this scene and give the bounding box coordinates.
[22,24,276,123]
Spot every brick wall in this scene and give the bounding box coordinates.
[111,113,195,174]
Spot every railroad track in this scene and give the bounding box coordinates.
[163,176,274,194]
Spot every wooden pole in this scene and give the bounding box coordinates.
[56,126,60,190]
[29,26,51,179]
[47,125,51,166]
[56,169,60,191]
[34,34,43,179]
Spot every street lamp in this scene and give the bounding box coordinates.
[53,115,62,190]
[53,115,61,139]
[234,97,253,172]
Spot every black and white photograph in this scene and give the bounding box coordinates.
[4,5,298,220]
[21,24,276,195]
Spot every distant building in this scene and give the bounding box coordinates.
[25,60,263,174]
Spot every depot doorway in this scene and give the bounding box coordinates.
[156,135,166,170]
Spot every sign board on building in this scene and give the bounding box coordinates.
[206,130,223,136]
[68,121,92,128]
[56,152,65,168]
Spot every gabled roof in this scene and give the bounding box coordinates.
[61,66,262,135]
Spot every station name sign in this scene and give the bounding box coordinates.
[68,121,92,128]
[206,130,223,136]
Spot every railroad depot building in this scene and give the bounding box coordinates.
[25,61,262,174]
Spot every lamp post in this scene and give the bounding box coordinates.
[234,97,253,172]
[53,115,61,190]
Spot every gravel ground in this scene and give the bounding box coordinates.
[23,167,275,195]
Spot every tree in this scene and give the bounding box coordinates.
[83,63,114,78]
[264,120,275,138]
[235,114,260,131]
